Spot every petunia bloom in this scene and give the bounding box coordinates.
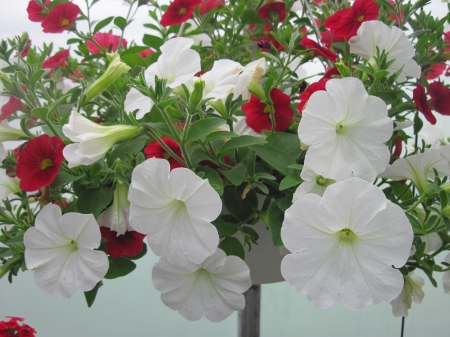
[281,177,413,309]
[0,96,22,121]
[301,36,338,62]
[42,49,70,69]
[62,111,140,168]
[257,1,287,23]
[413,83,436,125]
[324,0,379,39]
[425,63,446,80]
[429,81,450,116]
[349,20,421,82]
[160,0,202,27]
[41,2,81,34]
[242,88,293,133]
[139,48,155,58]
[298,77,392,182]
[144,137,185,170]
[24,204,109,298]
[297,79,329,113]
[152,249,251,322]
[100,227,145,258]
[124,88,153,119]
[200,0,225,15]
[0,316,36,337]
[87,33,127,54]
[27,0,51,22]
[292,166,335,202]
[16,134,65,192]
[390,272,425,317]
[128,158,221,264]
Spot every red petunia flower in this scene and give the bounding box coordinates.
[144,137,185,170]
[324,0,379,39]
[0,96,22,121]
[242,88,293,133]
[16,134,65,192]
[323,66,341,79]
[0,317,36,337]
[200,0,225,15]
[100,227,146,258]
[298,79,329,113]
[42,49,69,69]
[139,48,155,58]
[429,81,450,116]
[87,32,127,54]
[301,36,338,62]
[387,0,405,25]
[18,40,32,58]
[27,0,51,22]
[41,2,81,34]
[257,1,287,23]
[251,23,284,52]
[320,30,344,49]
[160,0,202,27]
[390,136,402,163]
[413,83,436,125]
[424,63,446,80]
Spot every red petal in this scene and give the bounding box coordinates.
[101,227,146,258]
[41,2,81,34]
[429,81,450,116]
[413,84,436,124]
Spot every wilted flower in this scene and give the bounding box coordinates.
[390,272,425,317]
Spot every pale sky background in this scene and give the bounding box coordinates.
[1,1,450,337]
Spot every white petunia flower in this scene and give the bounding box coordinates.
[97,182,133,236]
[281,177,413,309]
[298,77,393,182]
[349,20,421,82]
[145,37,200,89]
[292,166,335,202]
[444,252,450,294]
[202,59,241,101]
[152,249,252,322]
[234,58,268,100]
[232,116,265,138]
[379,146,450,194]
[124,88,153,120]
[390,272,425,317]
[0,169,20,201]
[128,158,221,264]
[393,120,413,131]
[0,120,28,143]
[24,204,108,298]
[62,111,140,168]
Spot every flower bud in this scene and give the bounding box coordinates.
[0,122,30,142]
[335,59,351,77]
[247,80,266,100]
[84,53,131,103]
[189,78,205,112]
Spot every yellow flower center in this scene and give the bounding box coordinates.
[61,18,70,26]
[41,158,54,170]
[263,105,271,114]
[163,152,171,160]
[357,15,364,22]
[179,7,187,15]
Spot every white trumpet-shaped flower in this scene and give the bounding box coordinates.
[281,177,413,309]
[390,272,425,317]
[0,169,20,201]
[292,166,335,202]
[62,111,140,168]
[124,88,153,120]
[152,249,252,322]
[128,158,221,264]
[298,77,393,182]
[349,20,421,82]
[0,120,28,143]
[202,59,242,101]
[24,204,108,298]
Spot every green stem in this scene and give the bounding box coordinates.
[405,189,432,213]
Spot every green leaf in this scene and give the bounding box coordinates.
[104,257,136,279]
[277,195,292,212]
[107,135,147,166]
[223,185,258,221]
[50,169,84,188]
[120,46,150,57]
[406,213,422,230]
[219,135,266,155]
[218,162,246,186]
[241,9,266,24]
[196,167,223,196]
[84,281,101,308]
[94,16,114,34]
[204,131,238,143]
[371,92,399,105]
[186,118,226,142]
[213,221,239,237]
[31,107,50,121]
[77,187,113,218]
[29,69,46,88]
[414,113,423,135]
[114,16,128,30]
[267,201,284,247]
[374,70,391,80]
[279,175,302,191]
[250,145,296,176]
[143,34,164,49]
[219,237,245,260]
[242,226,259,243]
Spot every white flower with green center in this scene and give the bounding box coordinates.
[379,146,450,194]
[298,77,393,182]
[62,111,140,168]
[128,158,221,264]
[390,272,425,317]
[0,168,20,201]
[281,177,413,309]
[24,204,108,298]
[444,253,450,294]
[152,249,251,322]
[292,166,335,202]
[349,20,421,82]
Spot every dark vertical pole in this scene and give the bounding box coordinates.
[238,285,261,337]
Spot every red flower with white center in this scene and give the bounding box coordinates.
[257,1,287,23]
[139,48,155,58]
[424,63,446,80]
[160,0,202,27]
[0,96,22,121]
[27,0,51,22]
[42,49,69,69]
[87,32,127,54]
[100,227,145,258]
[301,36,338,62]
[413,83,436,125]
[242,88,293,133]
[41,2,81,34]
[298,79,330,113]
[324,0,379,39]
[16,134,65,192]
[429,81,450,116]
[200,0,225,15]
[144,137,185,170]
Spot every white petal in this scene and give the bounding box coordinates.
[124,88,153,119]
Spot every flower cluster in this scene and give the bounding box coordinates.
[1,0,450,324]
